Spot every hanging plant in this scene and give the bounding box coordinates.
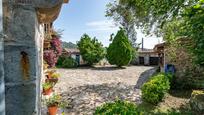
[44,50,58,68]
[51,36,62,56]
[43,29,63,68]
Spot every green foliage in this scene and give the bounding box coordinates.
[42,82,53,90]
[106,1,138,47]
[108,0,204,66]
[56,56,77,68]
[62,57,77,68]
[107,29,133,67]
[141,73,171,104]
[56,56,66,67]
[45,94,68,108]
[94,99,142,115]
[130,48,139,64]
[46,94,62,106]
[77,34,105,65]
[183,0,204,65]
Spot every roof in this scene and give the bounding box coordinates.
[138,48,155,54]
[63,48,80,54]
[153,42,166,53]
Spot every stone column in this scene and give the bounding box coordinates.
[3,3,42,115]
[0,0,5,114]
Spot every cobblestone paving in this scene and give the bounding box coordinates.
[46,66,157,115]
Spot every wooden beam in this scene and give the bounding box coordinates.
[64,0,69,3]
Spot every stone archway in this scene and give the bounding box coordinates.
[1,0,68,114]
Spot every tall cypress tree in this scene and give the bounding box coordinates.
[107,29,133,67]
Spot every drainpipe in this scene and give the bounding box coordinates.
[0,0,5,114]
[142,38,144,50]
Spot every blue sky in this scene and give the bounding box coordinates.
[54,0,162,49]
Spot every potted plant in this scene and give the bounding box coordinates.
[46,94,68,115]
[45,73,60,84]
[42,82,53,95]
[46,70,56,79]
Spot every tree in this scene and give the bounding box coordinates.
[183,0,204,65]
[109,0,204,66]
[77,34,105,65]
[106,1,138,47]
[107,29,133,67]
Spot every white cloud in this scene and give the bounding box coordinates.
[85,20,119,31]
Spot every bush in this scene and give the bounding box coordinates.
[77,34,105,65]
[141,73,171,104]
[61,57,78,68]
[56,56,78,68]
[56,56,66,67]
[107,29,133,67]
[94,100,142,115]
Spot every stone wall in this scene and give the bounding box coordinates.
[3,2,43,115]
[0,0,6,114]
[164,41,204,89]
[0,0,66,114]
[190,90,204,113]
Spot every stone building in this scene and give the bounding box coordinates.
[62,48,86,65]
[133,38,159,66]
[134,48,159,66]
[0,0,68,114]
[153,43,165,71]
[154,39,204,89]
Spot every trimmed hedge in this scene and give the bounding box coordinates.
[141,73,171,104]
[94,100,142,115]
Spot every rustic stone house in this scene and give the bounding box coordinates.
[0,0,68,114]
[62,48,86,65]
[154,39,204,89]
[134,48,159,66]
[153,43,165,71]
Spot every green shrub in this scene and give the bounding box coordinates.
[56,56,66,67]
[61,57,78,68]
[77,34,105,65]
[94,100,143,115]
[141,73,171,104]
[107,29,133,67]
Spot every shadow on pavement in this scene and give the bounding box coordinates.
[135,67,158,89]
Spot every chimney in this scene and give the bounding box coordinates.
[142,38,144,50]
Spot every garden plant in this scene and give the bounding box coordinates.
[107,29,133,67]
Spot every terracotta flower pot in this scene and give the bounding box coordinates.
[43,88,53,95]
[45,78,58,84]
[48,106,58,115]
[46,75,52,79]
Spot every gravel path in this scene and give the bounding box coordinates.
[52,66,157,115]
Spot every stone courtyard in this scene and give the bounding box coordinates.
[52,66,157,114]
